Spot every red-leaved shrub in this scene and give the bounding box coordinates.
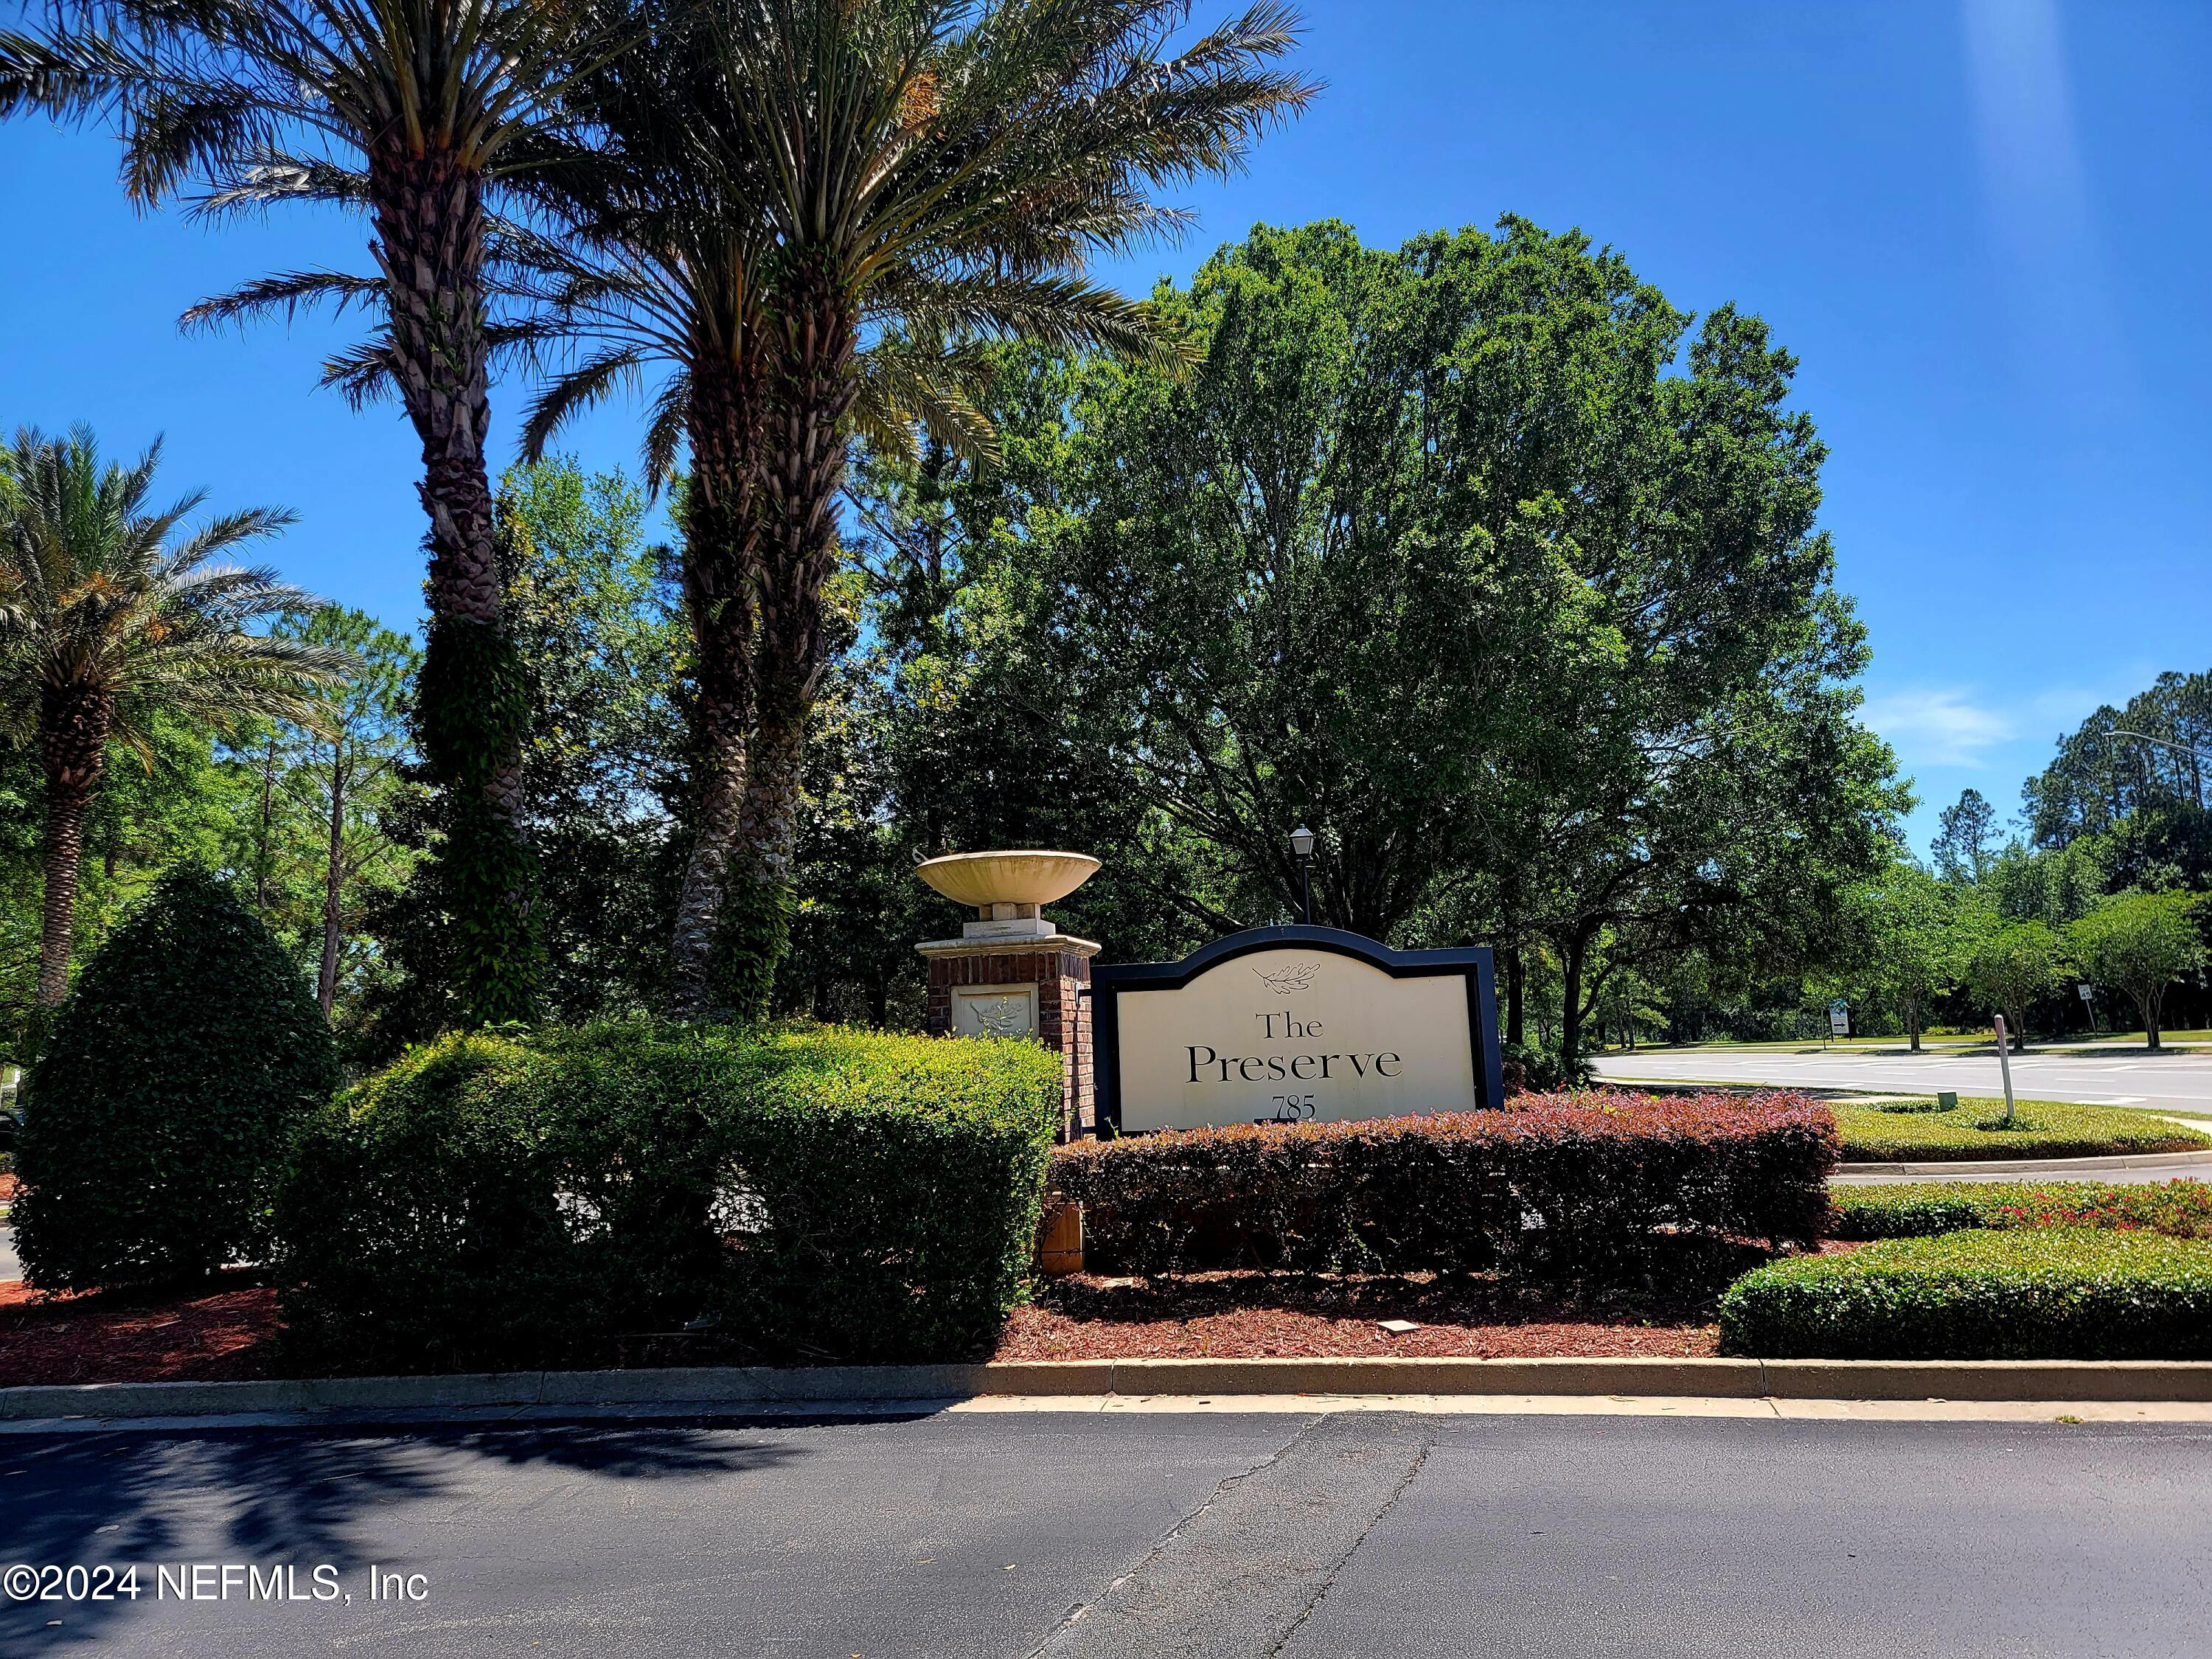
[1049,1091,1837,1279]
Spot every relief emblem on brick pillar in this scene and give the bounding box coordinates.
[915,850,1102,1141]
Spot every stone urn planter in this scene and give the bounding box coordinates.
[914,849,1103,1141]
[914,849,1101,931]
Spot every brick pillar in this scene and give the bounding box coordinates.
[920,933,1101,1141]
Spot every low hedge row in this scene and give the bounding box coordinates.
[1719,1230,2212,1358]
[1832,1179,2212,1241]
[276,1021,1062,1373]
[1831,1097,2209,1162]
[1048,1091,1837,1279]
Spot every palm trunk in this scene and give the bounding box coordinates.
[370,140,537,1023]
[722,251,858,1017]
[36,686,110,1007]
[318,745,347,1020]
[669,346,767,1019]
[722,706,806,1018]
[372,143,501,636]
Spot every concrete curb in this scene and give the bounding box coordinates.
[9,1356,2212,1423]
[1834,1149,2212,1177]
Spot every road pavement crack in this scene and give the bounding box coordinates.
[1023,1413,1318,1659]
[1262,1426,1430,1658]
[1026,1412,1436,1659]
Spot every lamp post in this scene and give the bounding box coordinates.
[1290,825,1315,925]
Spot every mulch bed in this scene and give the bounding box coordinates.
[0,1273,281,1388]
[0,1243,1868,1387]
[991,1235,1852,1362]
[995,1239,1873,1363]
[995,1273,1722,1360]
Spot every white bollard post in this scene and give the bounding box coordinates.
[1994,1014,2017,1128]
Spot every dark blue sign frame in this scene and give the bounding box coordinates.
[1091,925,1505,1136]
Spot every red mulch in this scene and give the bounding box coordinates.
[994,1237,1870,1363]
[0,1273,282,1388]
[995,1262,1745,1362]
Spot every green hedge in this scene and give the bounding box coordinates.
[1832,1097,2209,1162]
[276,1021,1062,1372]
[1050,1092,1837,1279]
[14,866,338,1290]
[1719,1230,2212,1358]
[1832,1180,2212,1240]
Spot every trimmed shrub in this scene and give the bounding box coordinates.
[1049,1091,1837,1279]
[276,1021,1062,1373]
[1719,1230,2212,1358]
[1831,1097,2208,1162]
[14,866,338,1290]
[1832,1179,2212,1241]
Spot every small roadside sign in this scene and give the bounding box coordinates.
[2077,982,2094,1003]
[1828,998,1849,1039]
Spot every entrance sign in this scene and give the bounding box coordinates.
[1093,926,1504,1135]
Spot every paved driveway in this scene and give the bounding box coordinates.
[2,1411,2207,1658]
[1592,1046,2212,1114]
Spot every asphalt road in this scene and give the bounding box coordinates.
[3,1411,2208,1657]
[1591,1044,2212,1114]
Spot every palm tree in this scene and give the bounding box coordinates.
[0,1,627,1023]
[0,427,352,1006]
[702,0,1316,1013]
[492,0,777,1017]
[505,1,1004,1013]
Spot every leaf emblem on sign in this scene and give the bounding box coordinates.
[973,995,1030,1037]
[1253,961,1319,995]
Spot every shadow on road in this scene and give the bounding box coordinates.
[0,1423,806,1646]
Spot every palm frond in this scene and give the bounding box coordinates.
[0,424,350,755]
[181,268,386,333]
[520,346,644,462]
[318,335,399,409]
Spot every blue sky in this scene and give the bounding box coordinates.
[4,1,2208,855]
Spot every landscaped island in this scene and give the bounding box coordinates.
[12,920,2212,1388]
[1829,1096,2211,1162]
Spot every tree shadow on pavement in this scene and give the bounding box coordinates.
[0,1423,804,1646]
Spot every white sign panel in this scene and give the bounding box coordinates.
[1110,946,1479,1133]
[1828,998,1850,1037]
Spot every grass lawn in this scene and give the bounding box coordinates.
[1832,1096,2212,1162]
